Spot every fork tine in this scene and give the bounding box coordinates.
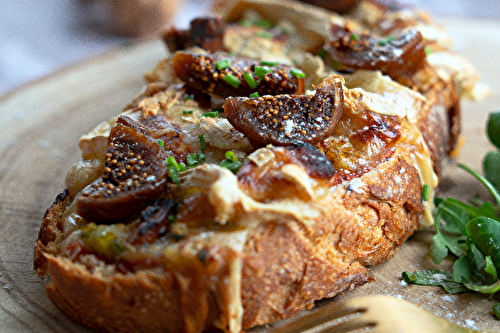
[271,302,365,333]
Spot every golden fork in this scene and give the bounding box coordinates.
[270,295,488,333]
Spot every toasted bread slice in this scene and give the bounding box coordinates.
[34,1,482,332]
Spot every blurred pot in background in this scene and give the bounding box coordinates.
[82,0,180,36]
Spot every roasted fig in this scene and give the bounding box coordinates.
[172,51,305,98]
[324,25,427,79]
[163,16,226,53]
[77,116,168,223]
[128,198,177,245]
[224,76,344,146]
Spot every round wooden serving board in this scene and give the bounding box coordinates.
[1,16,500,333]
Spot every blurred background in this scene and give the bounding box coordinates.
[1,0,499,96]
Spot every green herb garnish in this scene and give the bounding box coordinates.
[351,33,359,41]
[255,31,273,39]
[424,46,433,55]
[216,59,231,70]
[260,60,279,66]
[250,92,260,98]
[166,156,180,184]
[378,36,395,46]
[183,110,194,115]
[186,153,199,168]
[255,65,271,80]
[202,111,219,118]
[239,18,273,29]
[197,150,206,163]
[244,72,258,89]
[422,184,430,201]
[219,150,242,174]
[183,94,195,101]
[402,111,500,318]
[224,73,241,88]
[290,68,305,78]
[199,134,206,151]
[157,140,165,149]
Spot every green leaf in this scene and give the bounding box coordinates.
[493,303,500,319]
[463,278,500,294]
[453,254,473,283]
[487,111,500,149]
[484,255,498,281]
[435,198,470,235]
[401,269,469,294]
[430,233,449,265]
[483,151,500,192]
[459,163,500,206]
[466,216,500,271]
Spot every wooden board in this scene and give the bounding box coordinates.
[1,17,500,333]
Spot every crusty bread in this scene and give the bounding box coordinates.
[34,1,482,332]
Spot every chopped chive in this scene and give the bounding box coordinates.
[425,46,433,55]
[178,163,187,172]
[157,140,165,149]
[244,72,258,89]
[197,150,206,163]
[183,110,194,115]
[168,215,176,223]
[255,31,272,39]
[199,134,205,151]
[219,159,242,174]
[254,18,273,29]
[202,111,219,118]
[290,68,305,78]
[317,48,327,58]
[224,73,241,88]
[225,150,238,162]
[378,36,395,46]
[186,153,199,168]
[250,92,260,98]
[216,59,231,70]
[422,184,430,201]
[260,60,279,66]
[183,94,194,101]
[166,156,180,184]
[255,65,271,80]
[239,19,253,28]
[351,33,359,41]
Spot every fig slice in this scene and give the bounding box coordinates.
[77,116,168,223]
[172,51,305,98]
[223,76,344,146]
[324,25,427,79]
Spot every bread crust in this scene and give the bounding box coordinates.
[36,146,422,332]
[33,0,481,332]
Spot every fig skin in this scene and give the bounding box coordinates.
[223,76,344,146]
[77,116,169,223]
[324,25,427,80]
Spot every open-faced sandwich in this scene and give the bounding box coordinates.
[34,0,485,332]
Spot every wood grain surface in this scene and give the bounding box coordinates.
[0,17,499,333]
